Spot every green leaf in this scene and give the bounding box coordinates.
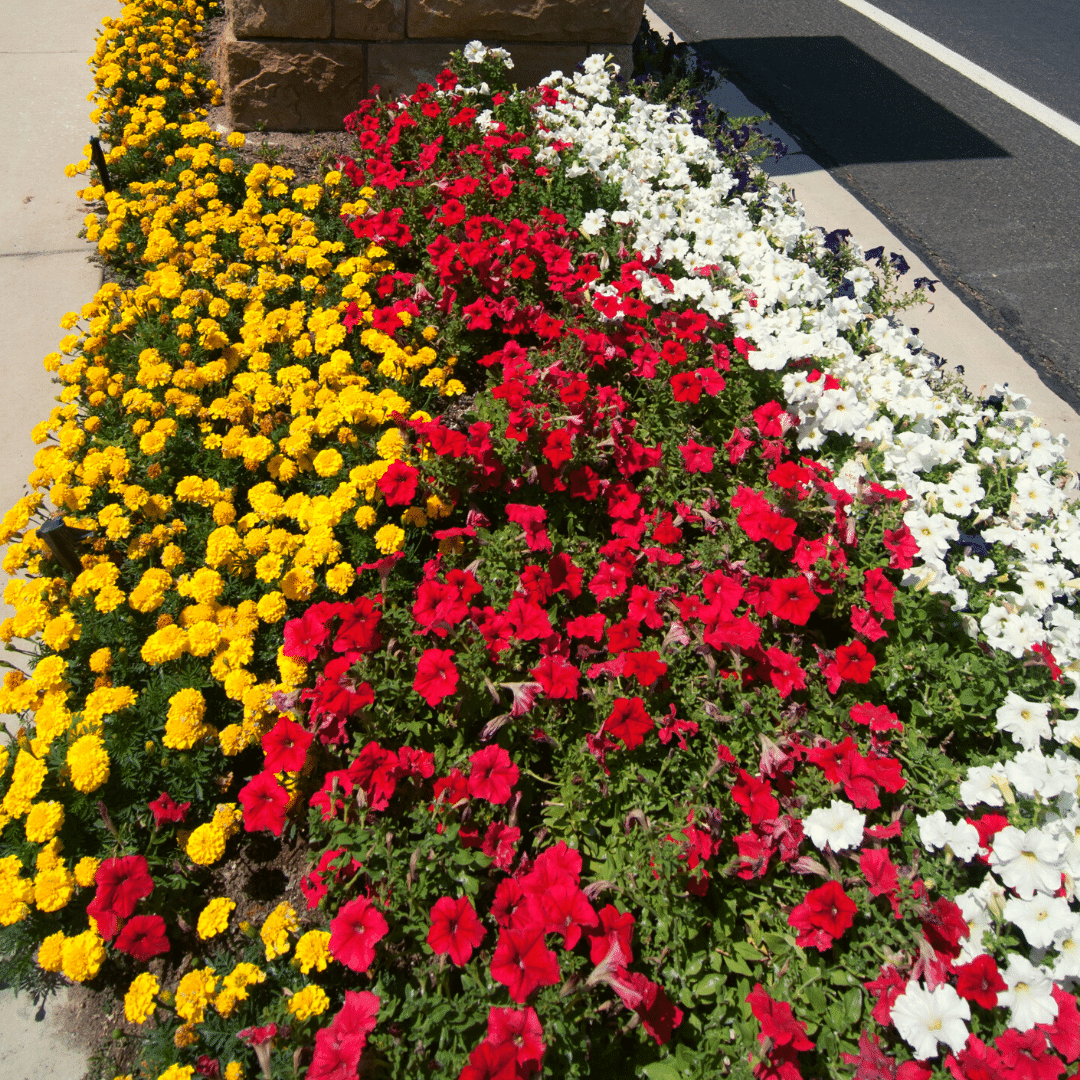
[694,972,725,998]
[642,1064,681,1080]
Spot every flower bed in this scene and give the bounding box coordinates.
[2,4,1079,1080]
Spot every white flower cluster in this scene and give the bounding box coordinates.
[536,56,1080,1062]
[462,41,514,69]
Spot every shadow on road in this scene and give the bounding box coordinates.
[695,36,1010,165]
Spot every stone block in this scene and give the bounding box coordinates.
[228,0,332,39]
[224,31,367,131]
[334,0,406,40]
[366,40,629,97]
[406,0,643,43]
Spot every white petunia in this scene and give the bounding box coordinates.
[803,799,866,852]
[958,764,1007,808]
[1003,894,1075,949]
[989,826,1064,898]
[891,981,970,1059]
[463,40,487,63]
[996,692,1052,750]
[1053,917,1080,980]
[903,509,959,561]
[997,954,1058,1031]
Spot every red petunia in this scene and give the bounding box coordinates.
[239,771,290,836]
[542,429,573,469]
[603,697,654,751]
[863,567,897,620]
[486,1006,545,1070]
[491,173,514,199]
[769,577,819,625]
[114,913,170,961]
[148,791,190,826]
[490,927,561,1003]
[505,504,552,552]
[835,640,876,683]
[788,880,857,950]
[679,439,715,473]
[427,896,486,965]
[670,372,701,402]
[540,883,598,950]
[413,648,459,706]
[620,651,667,687]
[93,855,154,920]
[377,460,420,506]
[460,1041,517,1080]
[329,896,389,973]
[955,954,1007,1010]
[262,716,314,774]
[746,984,815,1052]
[468,745,519,805]
[530,654,579,699]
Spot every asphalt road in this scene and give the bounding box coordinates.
[647,0,1080,412]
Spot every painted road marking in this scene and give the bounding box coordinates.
[835,0,1080,149]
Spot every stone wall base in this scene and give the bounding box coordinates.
[222,34,633,132]
[219,0,642,132]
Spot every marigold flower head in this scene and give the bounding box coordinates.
[176,967,218,1024]
[37,931,66,972]
[164,687,213,750]
[374,523,405,554]
[261,901,298,960]
[288,983,330,1020]
[61,927,105,982]
[3,750,48,816]
[66,850,98,886]
[295,929,332,974]
[198,896,236,939]
[25,800,64,843]
[125,971,160,1024]
[67,734,110,793]
[186,823,226,866]
[34,864,75,912]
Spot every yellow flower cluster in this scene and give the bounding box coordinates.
[185,802,241,865]
[214,960,265,1017]
[295,928,332,974]
[36,925,106,982]
[287,982,330,1021]
[260,900,298,960]
[125,971,160,1024]
[175,966,217,1024]
[197,895,236,939]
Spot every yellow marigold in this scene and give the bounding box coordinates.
[36,837,62,874]
[198,896,236,939]
[129,568,173,613]
[141,623,188,664]
[376,428,405,460]
[256,591,287,622]
[224,1064,244,1080]
[215,961,265,1016]
[34,864,74,912]
[3,750,47,817]
[24,800,64,843]
[156,1065,195,1080]
[31,655,67,693]
[41,612,80,651]
[260,901,298,960]
[374,523,405,555]
[125,971,160,1024]
[164,687,213,750]
[174,1025,198,1049]
[61,927,105,982]
[211,802,243,838]
[218,724,247,756]
[176,967,218,1024]
[179,567,225,604]
[88,648,113,675]
[66,734,110,793]
[287,983,330,1021]
[280,566,316,602]
[325,562,354,594]
[37,931,66,971]
[186,621,222,657]
[82,685,137,726]
[186,823,226,866]
[74,856,99,887]
[295,929,332,974]
[312,448,343,477]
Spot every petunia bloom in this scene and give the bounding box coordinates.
[114,914,170,961]
[428,895,486,965]
[329,896,389,973]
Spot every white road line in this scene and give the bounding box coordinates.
[836,0,1080,149]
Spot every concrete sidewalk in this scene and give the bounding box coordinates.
[0,0,101,1074]
[643,5,1080,469]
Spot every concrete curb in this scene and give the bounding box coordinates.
[643,5,1080,470]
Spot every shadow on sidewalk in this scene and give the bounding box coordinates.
[696,35,1010,166]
